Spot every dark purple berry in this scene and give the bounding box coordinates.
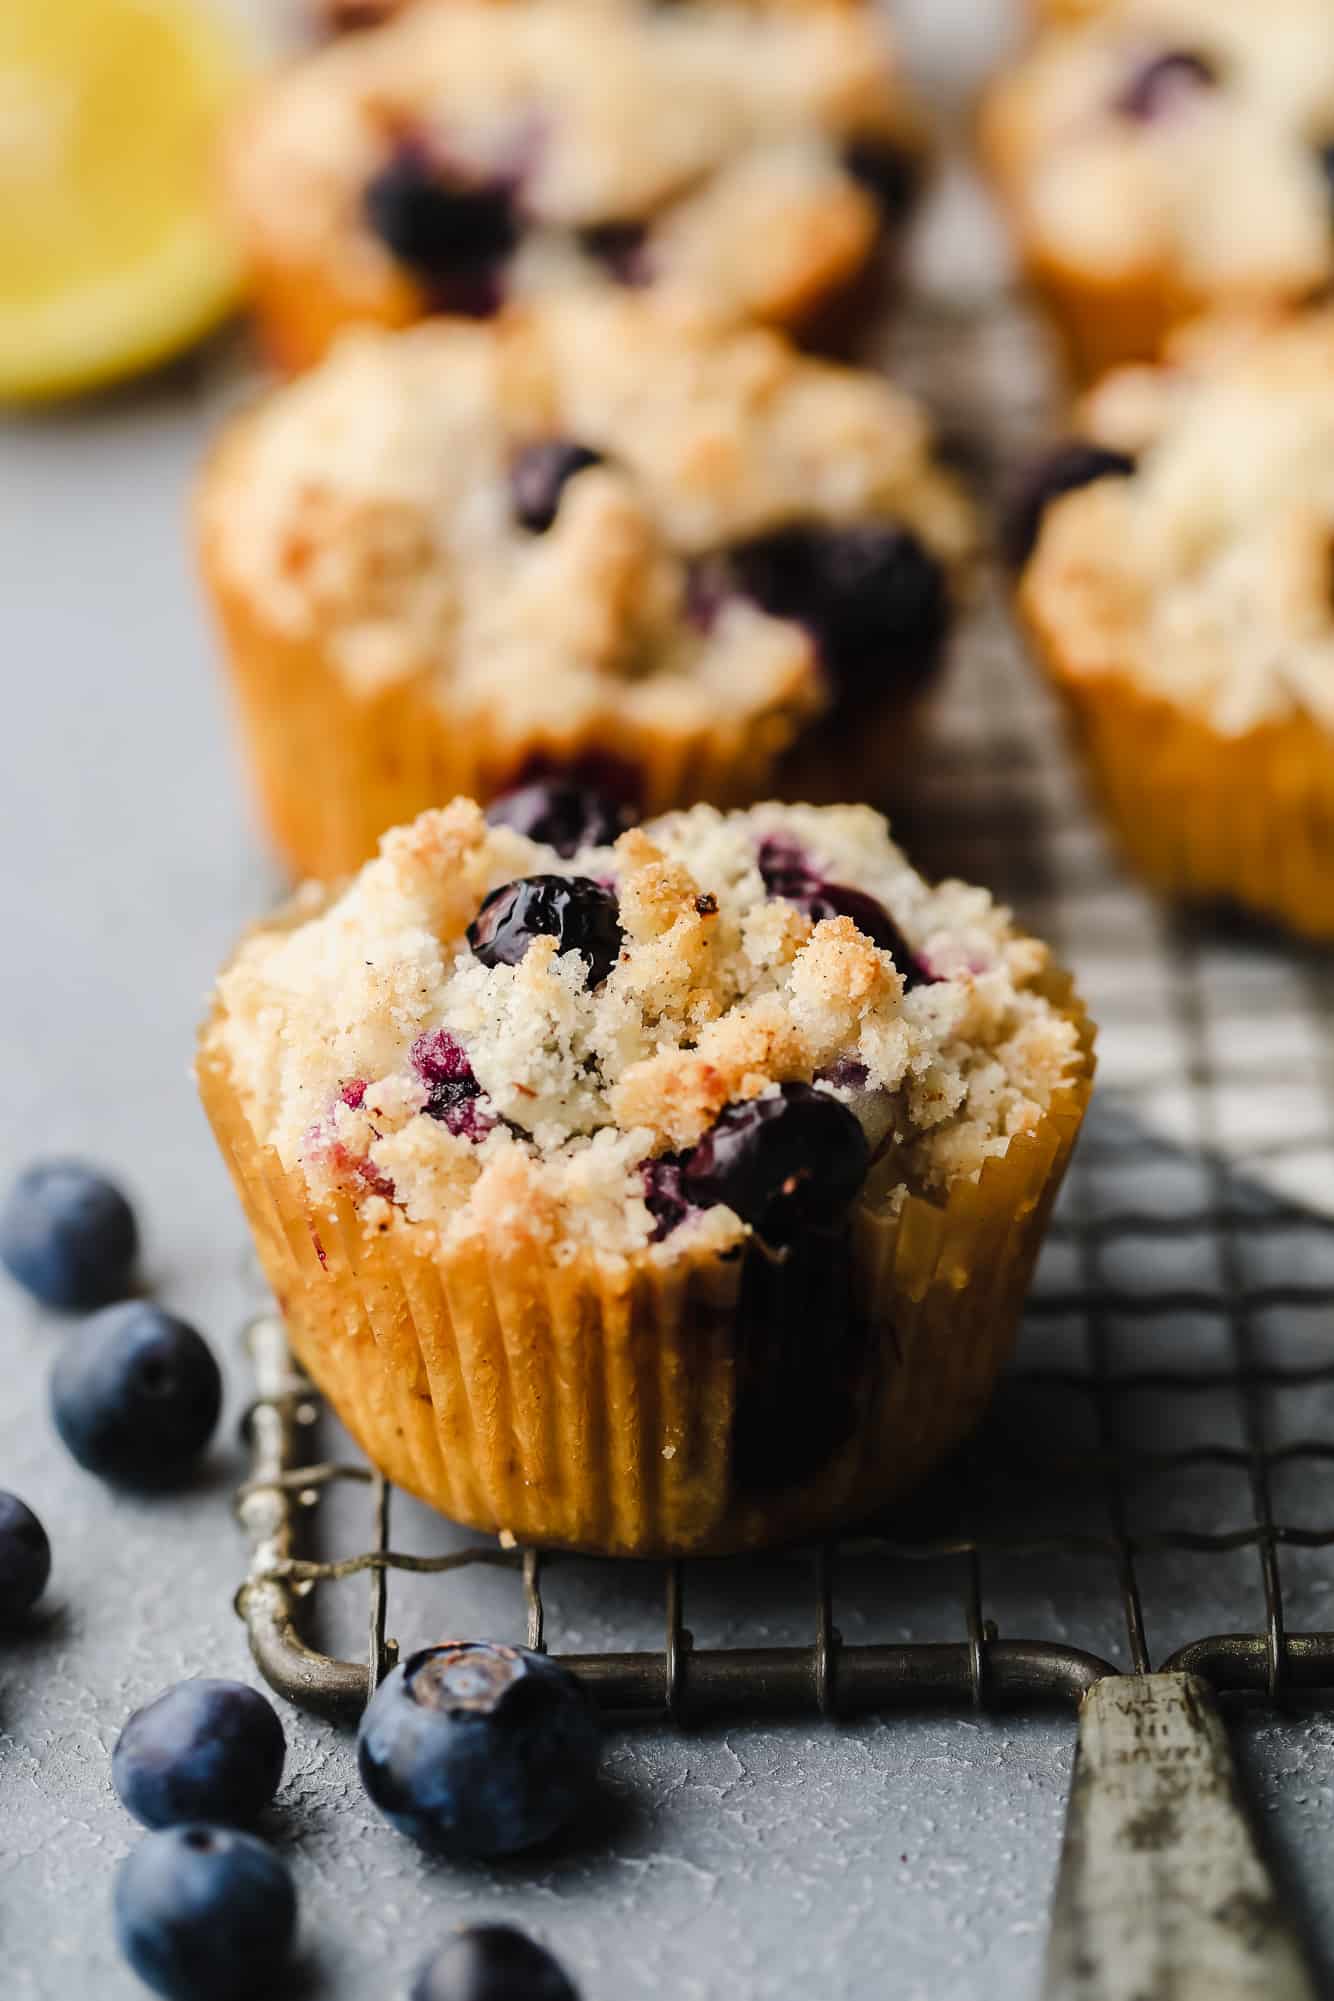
[578,220,652,286]
[50,1302,222,1488]
[114,1825,296,2001]
[113,1681,286,1832]
[0,1492,50,1622]
[510,441,605,532]
[485,781,631,857]
[756,838,930,989]
[641,1153,689,1242]
[357,1641,602,1856]
[752,835,811,899]
[509,749,644,810]
[1116,50,1217,121]
[729,524,949,706]
[804,882,923,967]
[843,138,921,225]
[412,1926,580,2001]
[364,143,517,308]
[0,1158,138,1311]
[468,876,623,987]
[410,1031,496,1141]
[1005,440,1136,569]
[667,1083,870,1246]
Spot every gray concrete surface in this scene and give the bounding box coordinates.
[5,4,1334,1996]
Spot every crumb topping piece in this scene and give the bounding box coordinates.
[207,799,1081,1261]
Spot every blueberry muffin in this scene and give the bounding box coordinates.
[982,0,1334,377]
[197,295,973,881]
[316,0,867,37]
[1018,304,1334,937]
[198,797,1094,1556]
[223,0,927,370]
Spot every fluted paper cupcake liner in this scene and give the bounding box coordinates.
[198,968,1094,1557]
[1007,250,1188,382]
[1030,631,1334,939]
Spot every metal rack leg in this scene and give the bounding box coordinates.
[1042,1674,1315,2001]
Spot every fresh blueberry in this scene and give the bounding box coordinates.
[485,781,631,857]
[413,1926,580,2001]
[0,1491,51,1622]
[756,837,930,989]
[114,1825,296,2001]
[1116,49,1217,121]
[468,876,623,988]
[728,525,950,706]
[510,441,605,533]
[357,1640,602,1856]
[50,1302,222,1487]
[578,221,652,286]
[1005,440,1137,568]
[0,1159,138,1311]
[671,1083,870,1246]
[410,1030,497,1141]
[843,138,921,225]
[364,142,517,312]
[113,1680,286,1832]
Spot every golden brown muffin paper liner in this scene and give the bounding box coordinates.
[1026,613,1334,939]
[198,967,1094,1558]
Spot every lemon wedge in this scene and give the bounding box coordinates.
[0,0,251,403]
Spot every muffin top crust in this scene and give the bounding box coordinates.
[204,798,1083,1263]
[984,0,1334,307]
[1020,305,1334,733]
[200,295,972,740]
[226,0,924,332]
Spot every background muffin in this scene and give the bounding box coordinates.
[198,797,1093,1557]
[224,0,927,370]
[198,294,973,881]
[981,0,1334,376]
[315,0,870,35]
[1018,303,1334,937]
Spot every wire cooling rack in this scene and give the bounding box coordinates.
[231,302,1334,1732]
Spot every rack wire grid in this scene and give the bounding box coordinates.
[232,300,1334,1731]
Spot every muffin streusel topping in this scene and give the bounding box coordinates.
[205,800,1081,1260]
[201,296,972,734]
[986,0,1334,302]
[227,0,923,329]
[1023,306,1334,733]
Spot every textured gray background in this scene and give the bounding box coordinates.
[5,4,1334,1997]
